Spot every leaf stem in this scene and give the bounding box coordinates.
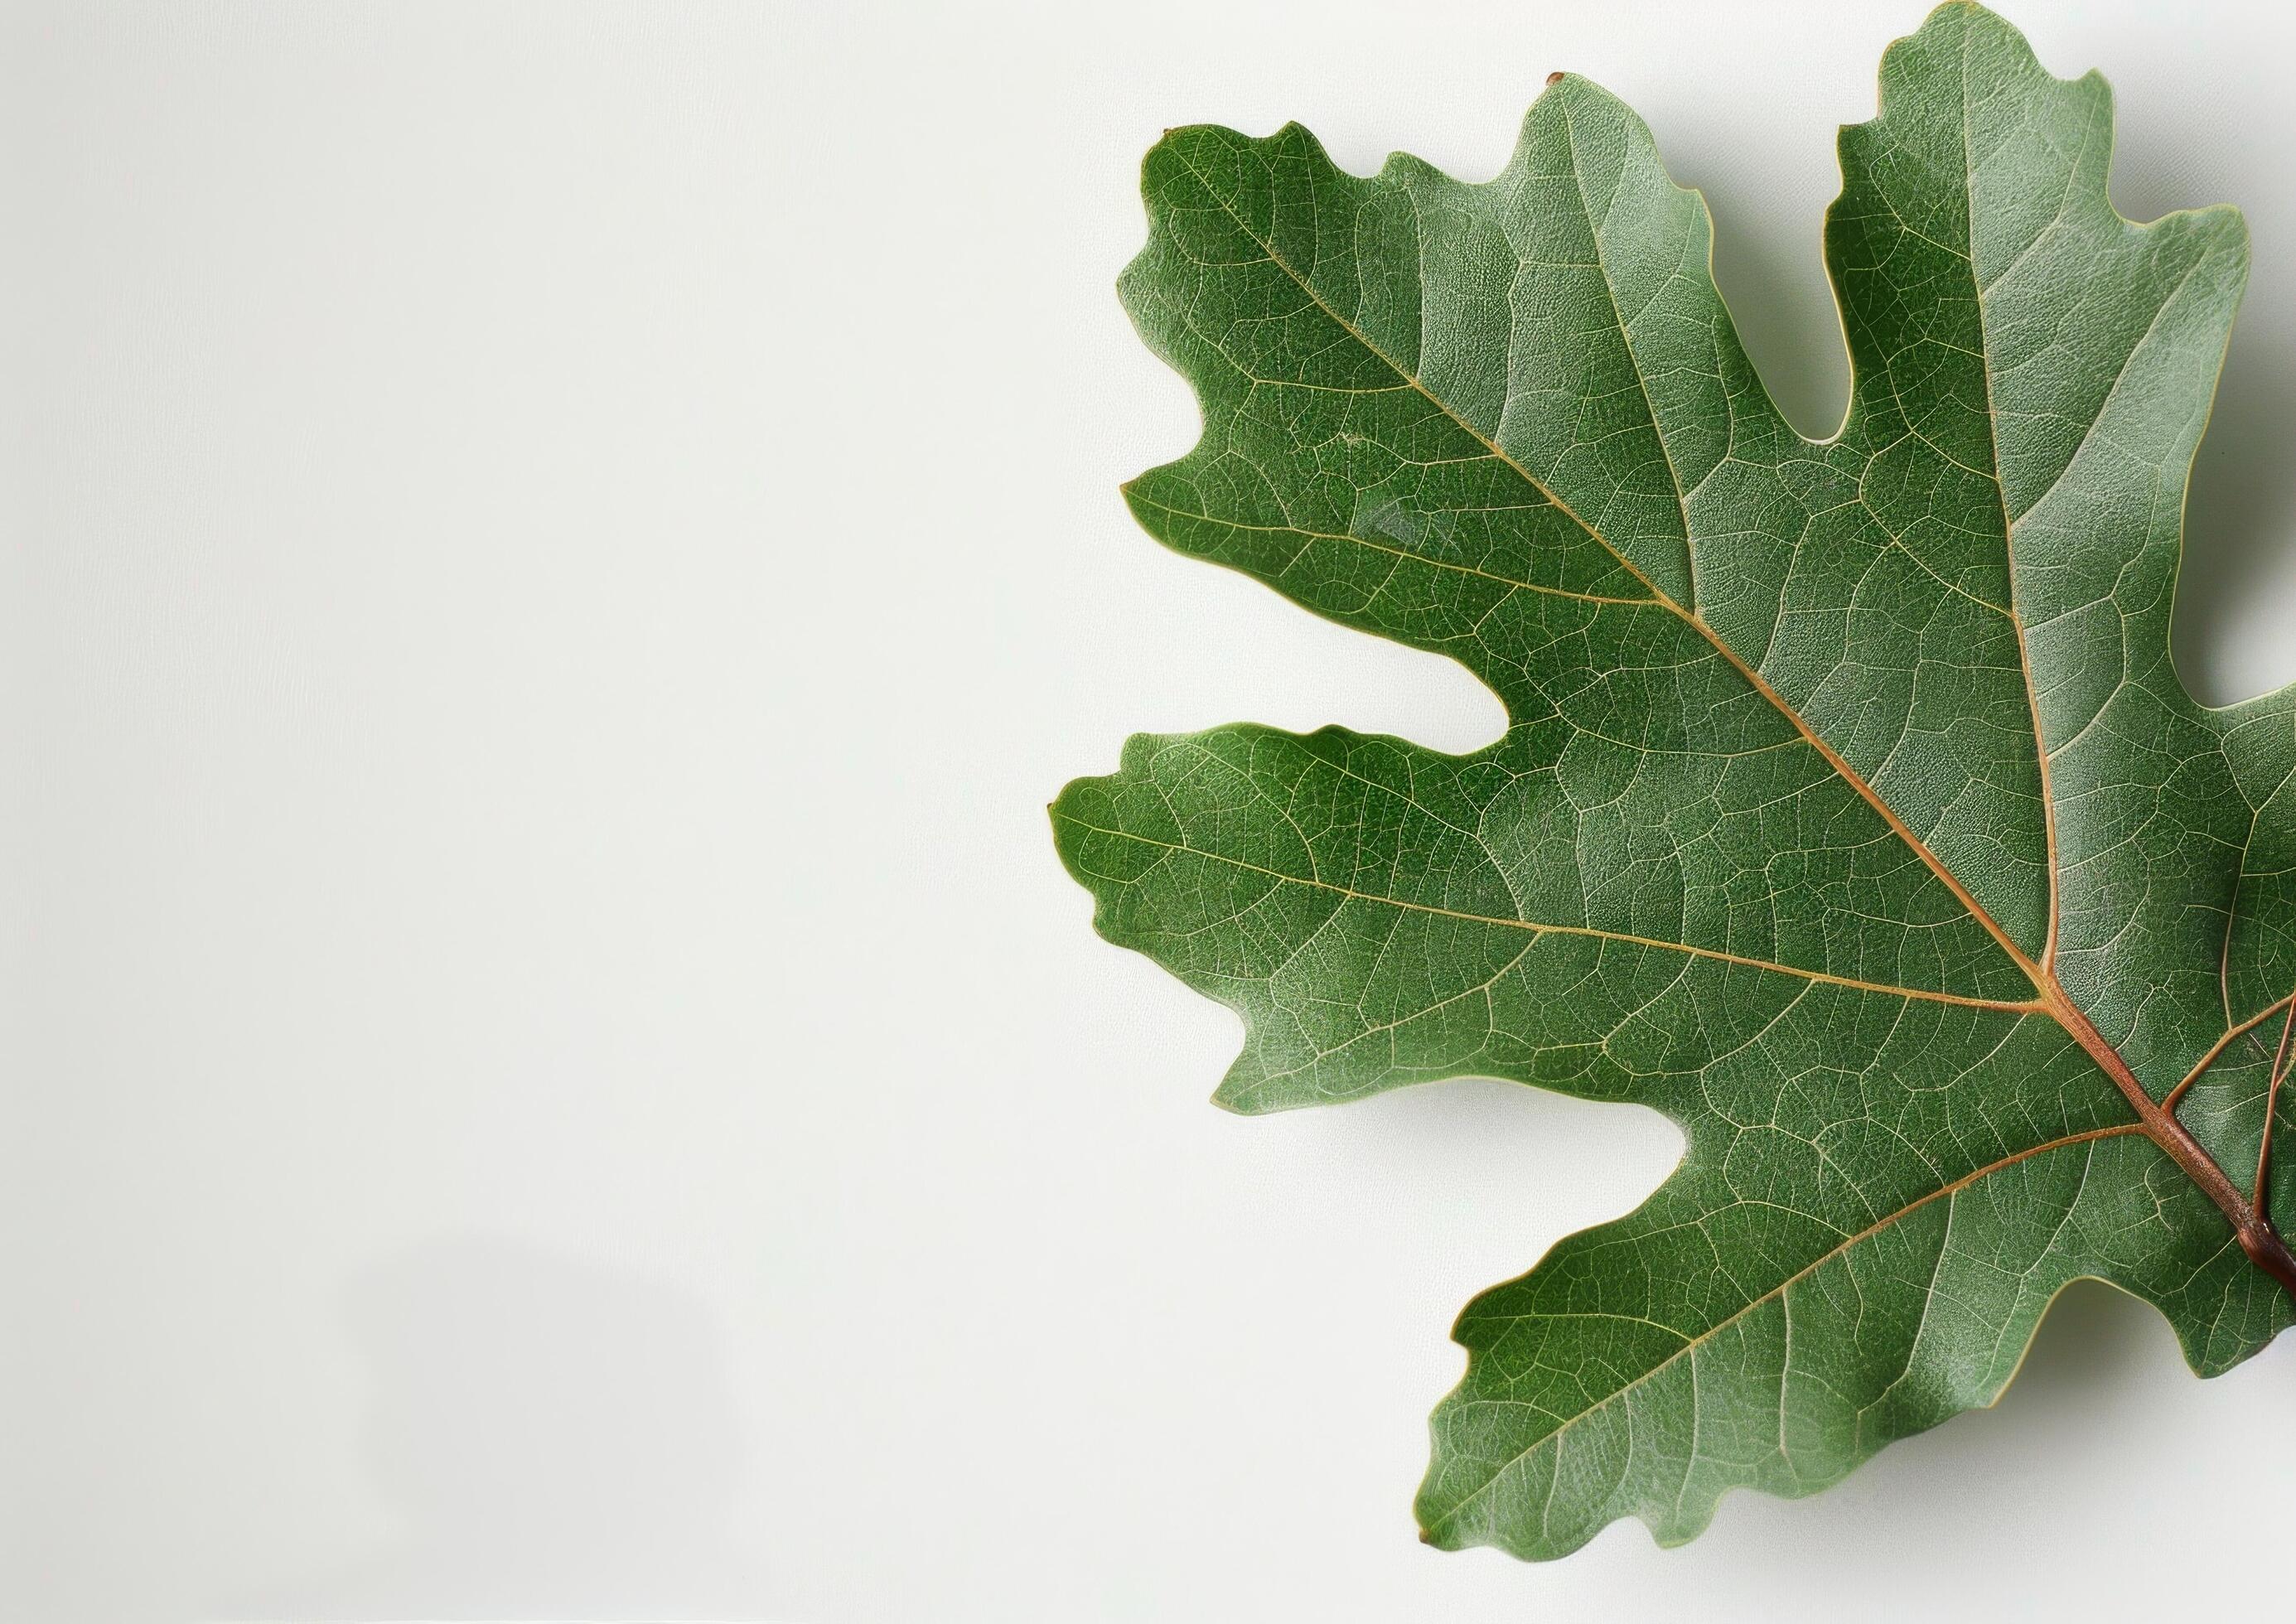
[2043,979,2296,1298]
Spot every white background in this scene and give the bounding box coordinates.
[8,2,2296,1619]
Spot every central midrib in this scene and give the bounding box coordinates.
[1922,41,2292,1264]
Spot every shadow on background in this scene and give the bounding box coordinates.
[237,1234,768,1622]
[1955,1274,2164,1422]
[1613,1274,2207,1590]
[2175,332,2296,705]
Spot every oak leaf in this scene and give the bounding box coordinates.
[1052,1,2296,1558]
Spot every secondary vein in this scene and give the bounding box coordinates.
[1422,1122,2144,1534]
[1055,810,2043,1014]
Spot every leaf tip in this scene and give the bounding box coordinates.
[1544,70,1565,86]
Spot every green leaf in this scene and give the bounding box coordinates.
[1051,0,2296,1559]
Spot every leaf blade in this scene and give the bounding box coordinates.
[1056,0,2296,1557]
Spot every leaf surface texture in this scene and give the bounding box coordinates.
[1053,1,2296,1557]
